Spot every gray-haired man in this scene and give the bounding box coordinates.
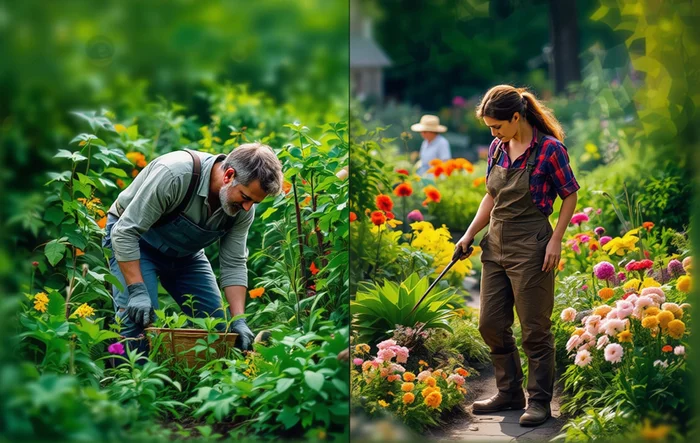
[104,143,284,351]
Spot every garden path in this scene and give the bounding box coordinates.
[431,278,567,441]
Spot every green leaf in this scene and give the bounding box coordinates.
[304,370,325,392]
[277,405,300,429]
[276,377,295,394]
[261,207,278,220]
[44,206,66,226]
[104,167,128,178]
[45,240,67,266]
[47,292,66,317]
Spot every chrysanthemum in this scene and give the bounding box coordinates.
[616,300,634,319]
[642,316,660,329]
[424,391,442,408]
[598,288,614,300]
[617,330,633,343]
[403,372,416,382]
[393,182,413,197]
[596,335,610,350]
[593,261,616,280]
[661,303,683,319]
[403,392,415,404]
[375,194,394,212]
[604,343,624,363]
[657,310,675,329]
[566,335,582,353]
[570,213,590,225]
[593,305,613,318]
[676,275,692,293]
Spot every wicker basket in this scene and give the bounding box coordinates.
[144,327,238,368]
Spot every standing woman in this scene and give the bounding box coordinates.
[455,85,579,427]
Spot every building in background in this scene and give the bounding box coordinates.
[350,0,391,102]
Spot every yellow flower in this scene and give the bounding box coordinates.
[403,372,416,382]
[640,419,671,440]
[425,376,437,387]
[378,400,389,408]
[73,303,95,318]
[403,392,415,404]
[598,288,614,300]
[617,330,633,343]
[623,278,641,292]
[424,391,442,409]
[642,277,661,289]
[662,303,683,319]
[677,275,692,293]
[644,306,660,317]
[387,219,403,228]
[401,382,414,392]
[410,221,434,232]
[114,124,128,134]
[421,386,438,398]
[602,229,640,256]
[418,360,429,367]
[572,328,585,336]
[355,344,370,354]
[656,310,675,329]
[667,319,685,339]
[33,292,49,313]
[642,316,659,329]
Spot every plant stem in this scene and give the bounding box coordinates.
[65,246,78,320]
[372,229,383,282]
[310,172,327,267]
[291,176,307,312]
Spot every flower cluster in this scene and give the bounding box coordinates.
[33,292,49,313]
[73,303,95,318]
[369,194,402,231]
[410,221,473,279]
[426,158,474,179]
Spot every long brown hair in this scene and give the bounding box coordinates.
[475,85,565,142]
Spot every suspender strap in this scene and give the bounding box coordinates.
[526,130,547,172]
[153,150,202,227]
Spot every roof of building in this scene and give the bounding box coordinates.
[350,36,392,68]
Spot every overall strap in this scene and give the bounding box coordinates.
[153,150,202,227]
[526,130,547,172]
[492,139,504,167]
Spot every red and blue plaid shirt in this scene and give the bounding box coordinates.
[486,130,579,216]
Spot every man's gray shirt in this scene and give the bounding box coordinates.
[108,150,254,288]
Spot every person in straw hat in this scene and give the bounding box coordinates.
[411,114,452,175]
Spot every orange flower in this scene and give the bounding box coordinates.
[427,165,445,178]
[403,392,415,404]
[403,372,416,382]
[371,211,387,226]
[425,376,437,387]
[429,159,443,167]
[462,160,474,173]
[598,287,614,301]
[456,368,469,377]
[444,159,457,176]
[662,345,673,353]
[589,239,600,251]
[310,262,319,275]
[387,375,400,382]
[75,249,85,257]
[558,259,566,271]
[97,216,107,229]
[249,287,265,298]
[282,181,292,194]
[350,212,357,222]
[422,185,441,206]
[116,179,125,189]
[643,221,655,232]
[396,169,410,176]
[472,177,486,187]
[131,169,139,178]
[394,182,413,197]
[401,382,414,392]
[375,194,394,212]
[302,196,312,206]
[136,158,147,168]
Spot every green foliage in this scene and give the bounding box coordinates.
[352,273,463,346]
[424,314,491,366]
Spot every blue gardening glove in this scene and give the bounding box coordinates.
[228,318,254,350]
[126,283,155,327]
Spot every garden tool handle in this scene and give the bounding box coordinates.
[409,257,458,316]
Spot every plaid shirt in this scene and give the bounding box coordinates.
[486,130,579,216]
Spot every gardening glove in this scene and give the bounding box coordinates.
[126,283,154,327]
[228,318,254,350]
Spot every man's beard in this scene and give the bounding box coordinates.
[219,182,243,216]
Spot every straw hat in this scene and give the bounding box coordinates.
[410,115,447,133]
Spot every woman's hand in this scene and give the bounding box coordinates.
[542,237,562,272]
[454,234,475,260]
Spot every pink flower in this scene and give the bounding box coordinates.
[617,272,626,281]
[594,261,616,280]
[583,207,594,215]
[416,370,432,382]
[603,318,627,336]
[377,348,396,362]
[581,284,589,291]
[640,287,665,304]
[615,300,634,319]
[452,96,466,107]
[575,349,592,367]
[596,335,610,350]
[579,235,590,243]
[108,342,125,355]
[596,208,602,215]
[604,343,624,364]
[390,363,406,373]
[572,243,581,254]
[560,307,577,322]
[407,210,424,222]
[392,346,410,364]
[447,374,466,386]
[353,358,364,366]
[566,335,582,353]
[377,339,397,350]
[571,213,590,225]
[600,236,612,246]
[594,227,605,236]
[667,259,685,277]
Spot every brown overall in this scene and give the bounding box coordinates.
[479,136,555,403]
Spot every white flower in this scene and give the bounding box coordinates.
[674,346,685,356]
[561,307,577,322]
[653,360,668,368]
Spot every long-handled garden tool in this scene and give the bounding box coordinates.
[408,241,474,317]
